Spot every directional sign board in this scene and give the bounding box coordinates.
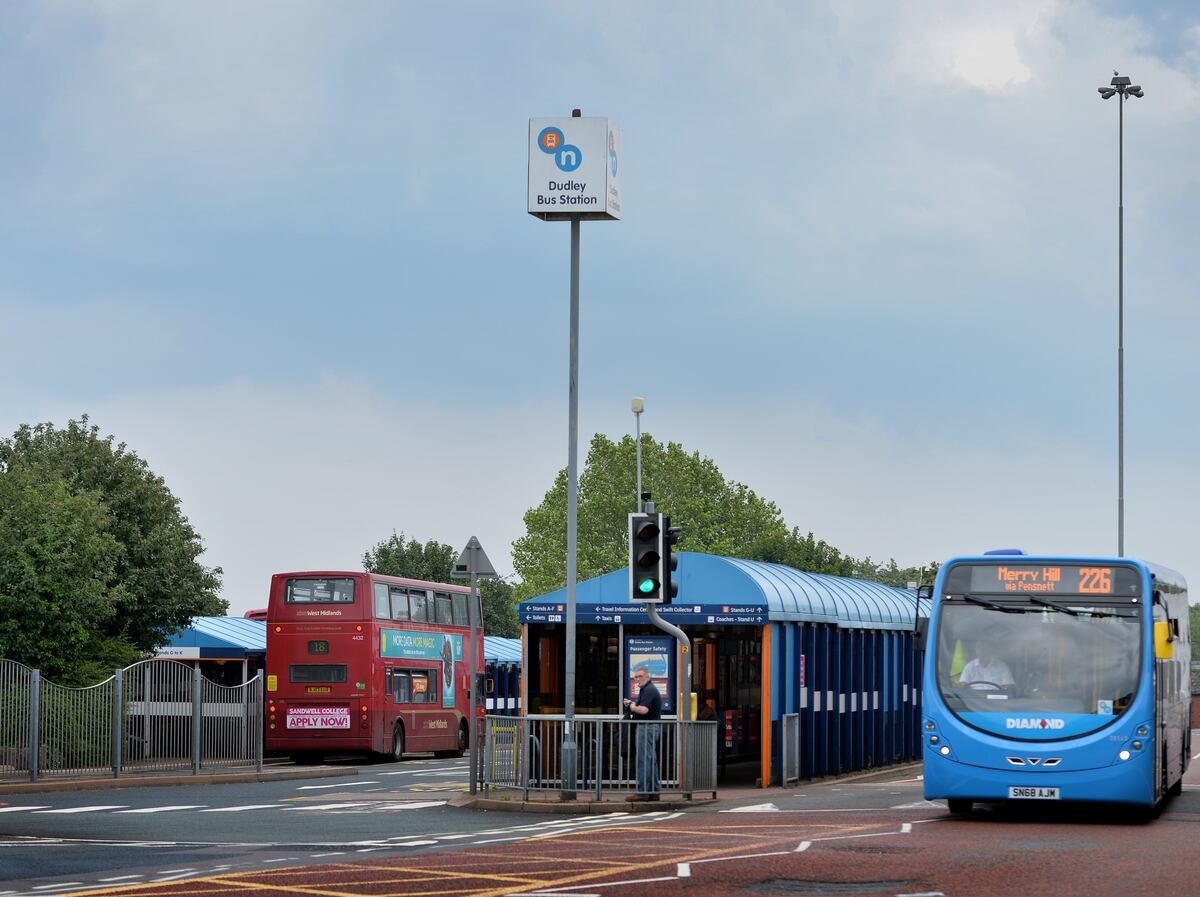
[528,117,622,221]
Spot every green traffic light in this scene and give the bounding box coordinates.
[638,577,657,594]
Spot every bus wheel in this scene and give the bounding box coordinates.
[391,726,405,762]
[455,721,468,757]
[947,799,973,815]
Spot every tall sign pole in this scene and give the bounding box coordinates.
[452,536,496,796]
[529,110,622,800]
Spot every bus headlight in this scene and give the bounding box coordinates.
[1119,749,1131,761]
[939,745,951,756]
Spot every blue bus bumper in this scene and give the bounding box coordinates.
[923,744,1155,807]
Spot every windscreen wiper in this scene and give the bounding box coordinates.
[962,595,1024,613]
[1028,597,1080,616]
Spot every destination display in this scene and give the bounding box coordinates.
[950,563,1141,597]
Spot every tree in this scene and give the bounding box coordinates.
[512,432,933,601]
[363,532,519,636]
[512,433,789,601]
[362,532,457,582]
[481,578,519,638]
[0,417,225,681]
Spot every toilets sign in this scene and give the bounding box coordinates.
[528,117,622,221]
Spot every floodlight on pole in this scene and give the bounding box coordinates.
[1097,70,1144,557]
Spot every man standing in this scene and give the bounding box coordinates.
[622,666,662,801]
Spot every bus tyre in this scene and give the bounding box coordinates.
[947,799,973,815]
[391,726,405,763]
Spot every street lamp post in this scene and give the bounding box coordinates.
[631,397,645,512]
[1097,71,1143,557]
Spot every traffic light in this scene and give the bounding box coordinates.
[629,512,663,601]
[663,515,679,604]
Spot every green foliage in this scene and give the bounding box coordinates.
[481,578,519,638]
[512,432,932,601]
[1191,603,1200,662]
[0,416,225,681]
[363,531,457,582]
[363,531,520,637]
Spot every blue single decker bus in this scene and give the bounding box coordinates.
[922,551,1190,814]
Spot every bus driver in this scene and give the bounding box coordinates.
[959,640,1015,690]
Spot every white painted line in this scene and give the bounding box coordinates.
[115,806,206,814]
[677,863,691,877]
[437,834,474,840]
[153,872,199,883]
[157,868,196,874]
[296,781,381,790]
[692,850,790,866]
[541,878,676,891]
[97,876,145,883]
[35,806,128,814]
[263,858,295,864]
[474,837,526,844]
[31,886,84,892]
[901,823,913,834]
[356,847,389,852]
[796,841,812,852]
[897,892,945,896]
[391,840,438,847]
[199,804,279,812]
[310,852,345,858]
[721,802,779,813]
[0,806,49,813]
[285,802,369,810]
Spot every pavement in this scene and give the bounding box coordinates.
[0,758,920,812]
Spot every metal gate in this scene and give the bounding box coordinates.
[0,659,263,783]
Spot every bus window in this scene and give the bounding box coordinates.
[385,668,392,697]
[390,586,410,621]
[393,669,437,704]
[434,592,453,625]
[286,577,355,604]
[452,594,468,627]
[290,664,348,683]
[410,590,430,622]
[373,582,390,619]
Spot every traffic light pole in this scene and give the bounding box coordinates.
[645,605,691,720]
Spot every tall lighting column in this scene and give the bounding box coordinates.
[632,397,645,512]
[1097,71,1143,557]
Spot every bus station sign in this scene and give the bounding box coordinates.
[528,117,622,221]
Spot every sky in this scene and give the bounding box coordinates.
[2,1,1198,615]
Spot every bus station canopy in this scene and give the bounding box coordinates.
[519,552,929,630]
[156,616,267,660]
[485,636,522,664]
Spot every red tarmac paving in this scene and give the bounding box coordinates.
[63,799,1200,897]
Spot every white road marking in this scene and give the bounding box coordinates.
[97,876,144,883]
[115,805,206,814]
[31,885,84,892]
[285,802,371,811]
[296,781,380,790]
[153,872,200,883]
[677,863,690,877]
[721,802,779,813]
[199,804,279,812]
[311,852,345,858]
[0,806,49,813]
[795,841,812,852]
[389,840,438,847]
[35,806,128,814]
[157,868,196,874]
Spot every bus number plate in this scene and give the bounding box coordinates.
[1008,786,1060,800]
[286,708,350,729]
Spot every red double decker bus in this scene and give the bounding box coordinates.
[265,571,483,763]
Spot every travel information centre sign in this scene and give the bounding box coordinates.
[528,117,622,221]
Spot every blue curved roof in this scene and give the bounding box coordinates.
[519,553,929,631]
[485,636,522,664]
[157,616,267,659]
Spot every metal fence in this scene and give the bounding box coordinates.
[482,715,717,800]
[0,659,263,783]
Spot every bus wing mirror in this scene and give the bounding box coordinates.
[916,585,933,601]
[914,617,930,652]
